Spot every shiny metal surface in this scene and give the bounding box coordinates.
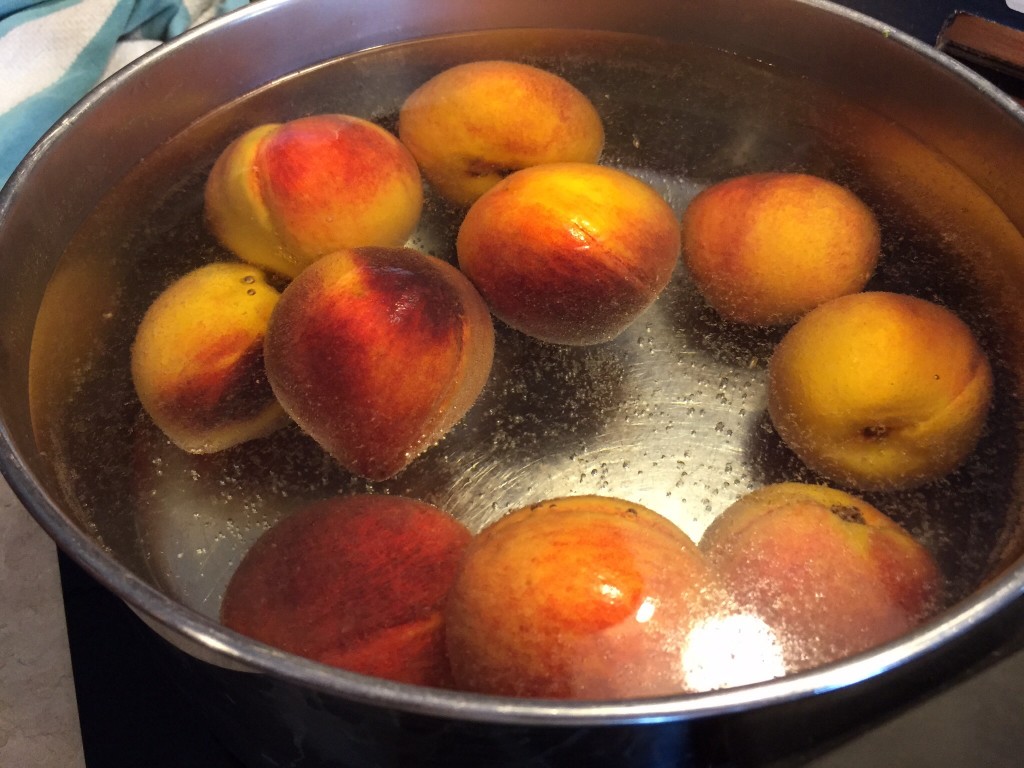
[2,0,1024,735]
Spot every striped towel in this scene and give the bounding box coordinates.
[0,0,247,189]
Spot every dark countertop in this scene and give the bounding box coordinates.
[834,0,1023,40]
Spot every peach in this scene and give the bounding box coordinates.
[767,291,994,491]
[681,173,880,325]
[456,162,680,345]
[263,246,494,481]
[204,114,423,278]
[444,495,725,699]
[700,483,944,672]
[397,60,604,206]
[130,262,287,453]
[220,494,471,687]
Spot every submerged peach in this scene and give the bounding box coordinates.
[456,162,680,345]
[444,495,725,698]
[700,483,944,671]
[398,60,604,206]
[681,172,880,325]
[131,262,286,453]
[221,494,471,687]
[767,291,993,490]
[263,246,494,480]
[205,114,423,278]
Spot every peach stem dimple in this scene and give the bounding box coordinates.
[830,504,867,525]
[465,158,519,178]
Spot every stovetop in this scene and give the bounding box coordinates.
[59,548,1024,768]
[62,2,1024,766]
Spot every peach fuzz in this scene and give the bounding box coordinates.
[700,483,943,672]
[398,60,604,206]
[204,114,423,278]
[456,162,680,346]
[220,495,471,687]
[681,172,880,325]
[263,246,494,481]
[130,262,287,454]
[444,495,726,699]
[767,291,993,491]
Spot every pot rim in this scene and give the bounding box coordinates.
[2,0,1024,727]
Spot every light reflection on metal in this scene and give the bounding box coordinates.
[682,612,787,691]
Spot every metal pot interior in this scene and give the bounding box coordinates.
[4,0,1024,724]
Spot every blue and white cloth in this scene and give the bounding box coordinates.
[0,0,247,189]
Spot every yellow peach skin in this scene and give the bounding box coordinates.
[767,292,993,491]
[681,173,880,325]
[398,60,604,207]
[456,162,680,345]
[700,483,943,672]
[205,115,423,278]
[131,262,287,453]
[444,495,727,699]
[829,101,1024,401]
[263,247,495,481]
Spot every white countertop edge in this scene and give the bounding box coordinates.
[0,476,86,768]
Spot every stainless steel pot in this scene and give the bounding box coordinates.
[2,1,1024,766]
